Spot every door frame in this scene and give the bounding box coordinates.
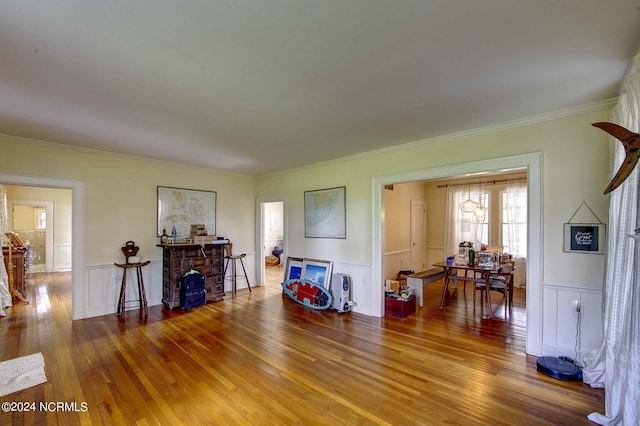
[373,153,543,355]
[256,195,287,286]
[0,173,85,320]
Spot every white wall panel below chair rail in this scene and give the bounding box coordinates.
[222,252,256,293]
[54,244,72,272]
[331,262,372,316]
[542,282,603,361]
[83,253,260,319]
[384,249,412,280]
[84,261,163,319]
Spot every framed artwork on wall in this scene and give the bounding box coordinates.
[563,223,606,255]
[304,186,346,239]
[157,186,216,238]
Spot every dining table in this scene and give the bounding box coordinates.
[432,260,508,319]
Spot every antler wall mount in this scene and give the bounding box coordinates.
[592,122,640,194]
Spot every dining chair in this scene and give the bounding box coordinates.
[473,264,515,317]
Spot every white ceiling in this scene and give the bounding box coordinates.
[1,1,639,176]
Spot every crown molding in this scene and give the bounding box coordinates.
[260,98,618,178]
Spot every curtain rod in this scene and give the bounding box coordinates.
[436,178,527,189]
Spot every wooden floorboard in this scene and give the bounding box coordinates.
[1,271,603,425]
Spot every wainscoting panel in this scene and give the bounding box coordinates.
[542,282,603,360]
[222,252,256,292]
[426,246,445,271]
[54,244,72,272]
[82,252,258,319]
[80,255,372,319]
[84,260,163,318]
[383,249,412,280]
[332,262,373,316]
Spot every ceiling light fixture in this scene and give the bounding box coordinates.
[460,177,480,213]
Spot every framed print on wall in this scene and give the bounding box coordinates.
[301,259,333,289]
[304,186,346,239]
[157,186,216,238]
[563,223,606,254]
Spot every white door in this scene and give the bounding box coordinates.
[410,200,426,272]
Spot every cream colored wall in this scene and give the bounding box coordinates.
[383,182,426,253]
[0,135,257,265]
[258,108,611,289]
[6,185,72,246]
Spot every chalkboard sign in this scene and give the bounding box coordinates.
[563,223,605,254]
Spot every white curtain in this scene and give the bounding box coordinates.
[0,184,11,316]
[582,54,640,425]
[444,185,486,256]
[503,181,527,286]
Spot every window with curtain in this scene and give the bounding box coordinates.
[500,183,527,257]
[444,185,489,255]
[582,52,640,426]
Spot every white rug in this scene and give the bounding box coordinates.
[0,352,47,397]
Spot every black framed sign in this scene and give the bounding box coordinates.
[563,223,605,255]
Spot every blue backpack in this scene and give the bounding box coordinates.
[180,270,206,310]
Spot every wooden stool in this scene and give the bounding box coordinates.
[114,261,151,316]
[115,241,150,316]
[223,243,251,298]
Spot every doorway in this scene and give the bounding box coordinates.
[373,153,543,356]
[257,197,287,289]
[0,173,85,320]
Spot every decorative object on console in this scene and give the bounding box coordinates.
[591,122,640,194]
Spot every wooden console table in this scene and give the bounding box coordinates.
[3,246,27,297]
[157,241,228,309]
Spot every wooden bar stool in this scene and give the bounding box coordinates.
[223,243,251,298]
[114,241,150,316]
[115,261,151,316]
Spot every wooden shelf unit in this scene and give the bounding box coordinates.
[158,241,227,309]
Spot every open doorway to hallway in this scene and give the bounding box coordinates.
[5,186,72,275]
[1,173,84,320]
[262,201,284,289]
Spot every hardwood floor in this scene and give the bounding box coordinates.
[1,272,603,425]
